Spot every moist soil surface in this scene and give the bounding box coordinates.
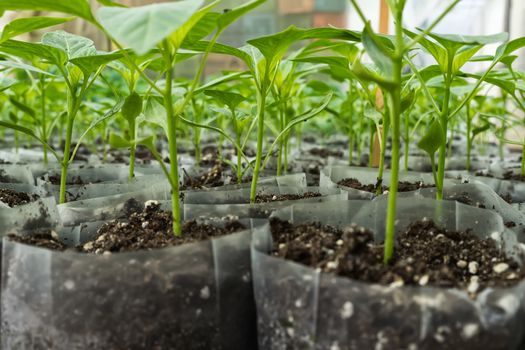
[337,178,434,193]
[270,218,525,296]
[309,147,343,158]
[255,192,322,203]
[9,202,246,254]
[182,163,225,189]
[0,188,39,207]
[47,174,102,186]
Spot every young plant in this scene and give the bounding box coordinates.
[98,0,267,235]
[0,29,122,203]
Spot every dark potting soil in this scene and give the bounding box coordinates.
[337,178,434,193]
[270,218,525,296]
[182,163,224,189]
[255,192,322,203]
[8,230,68,251]
[8,202,246,254]
[47,174,102,186]
[309,147,344,158]
[0,188,39,207]
[78,202,246,253]
[447,192,486,209]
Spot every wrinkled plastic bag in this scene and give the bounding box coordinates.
[252,198,525,349]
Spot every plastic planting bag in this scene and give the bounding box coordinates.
[394,182,525,238]
[320,166,458,199]
[58,182,172,226]
[0,197,59,235]
[448,169,525,203]
[2,220,261,349]
[183,186,346,220]
[401,155,493,172]
[0,165,34,184]
[252,198,525,349]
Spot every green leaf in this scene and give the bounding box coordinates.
[121,92,143,123]
[96,0,125,7]
[97,0,205,55]
[0,0,95,23]
[472,123,490,139]
[183,40,254,70]
[69,51,123,76]
[352,58,396,90]
[9,97,35,118]
[109,133,132,148]
[183,12,221,44]
[0,39,67,67]
[1,16,74,43]
[170,0,219,50]
[452,45,482,73]
[362,23,393,77]
[495,37,525,61]
[205,90,244,111]
[143,97,168,132]
[427,31,508,48]
[0,60,54,76]
[417,120,445,156]
[404,29,448,73]
[247,26,360,68]
[42,31,96,59]
[218,0,266,31]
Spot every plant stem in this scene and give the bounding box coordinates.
[383,2,405,264]
[404,110,409,171]
[40,74,48,165]
[277,102,284,176]
[466,103,472,171]
[232,108,242,184]
[59,92,78,204]
[250,91,266,203]
[436,71,452,200]
[163,44,182,236]
[129,121,136,181]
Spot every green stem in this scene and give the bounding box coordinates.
[40,74,48,165]
[383,2,405,264]
[129,121,136,181]
[404,110,410,171]
[277,103,284,176]
[163,42,182,236]
[466,103,472,171]
[59,92,79,204]
[250,91,266,203]
[377,106,389,195]
[436,71,452,200]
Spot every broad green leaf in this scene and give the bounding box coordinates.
[472,123,490,138]
[109,133,132,148]
[362,23,393,77]
[183,40,254,70]
[452,45,482,73]
[0,39,67,67]
[69,51,123,76]
[427,31,508,49]
[121,92,143,123]
[42,31,96,59]
[352,58,396,90]
[1,17,74,43]
[418,120,445,156]
[495,37,525,61]
[9,97,35,118]
[247,26,360,67]
[144,97,168,132]
[218,0,265,31]
[0,0,95,23]
[97,0,205,55]
[0,60,54,76]
[96,0,125,7]
[170,1,219,50]
[183,12,221,44]
[205,90,244,110]
[404,29,448,73]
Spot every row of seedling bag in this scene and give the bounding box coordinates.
[1,159,525,348]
